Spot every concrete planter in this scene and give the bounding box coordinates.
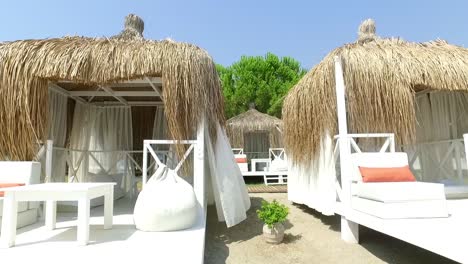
[262,223,285,244]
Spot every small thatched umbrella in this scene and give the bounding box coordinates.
[226,105,283,158]
[283,18,468,164]
[0,14,225,161]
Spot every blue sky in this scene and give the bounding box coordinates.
[1,0,467,69]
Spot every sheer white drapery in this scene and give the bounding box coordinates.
[406,92,468,184]
[244,132,270,159]
[206,124,251,227]
[43,90,68,182]
[69,103,134,192]
[287,132,336,216]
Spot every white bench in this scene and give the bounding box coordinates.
[0,162,41,231]
[0,182,115,247]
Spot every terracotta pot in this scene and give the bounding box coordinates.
[262,223,285,244]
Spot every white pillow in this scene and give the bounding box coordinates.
[133,165,198,231]
[270,158,288,172]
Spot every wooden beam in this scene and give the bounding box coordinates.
[99,86,128,105]
[70,91,159,97]
[145,76,163,96]
[94,101,164,106]
[48,82,87,104]
[57,77,162,85]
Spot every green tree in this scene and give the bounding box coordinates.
[217,53,307,118]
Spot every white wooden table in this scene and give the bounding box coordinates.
[251,158,271,172]
[0,183,115,247]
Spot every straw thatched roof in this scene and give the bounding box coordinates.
[226,107,283,148]
[0,14,225,160]
[283,18,468,163]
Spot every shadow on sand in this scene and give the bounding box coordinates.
[204,197,298,264]
[292,203,457,264]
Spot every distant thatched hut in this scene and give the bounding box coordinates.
[0,14,249,227]
[226,106,283,159]
[283,19,468,215]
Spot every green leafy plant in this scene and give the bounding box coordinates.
[256,200,289,228]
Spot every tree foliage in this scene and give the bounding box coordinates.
[217,53,307,118]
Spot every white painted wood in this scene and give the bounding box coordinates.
[142,142,148,188]
[77,197,90,246]
[194,117,205,209]
[145,76,163,96]
[99,86,128,105]
[251,158,271,172]
[58,77,163,85]
[0,192,18,248]
[95,101,164,106]
[70,91,159,97]
[45,140,53,182]
[334,56,359,243]
[104,186,114,229]
[0,197,206,263]
[48,82,87,104]
[0,183,115,247]
[45,200,57,230]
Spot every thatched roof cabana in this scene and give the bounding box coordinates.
[226,107,283,149]
[0,14,225,160]
[283,19,468,163]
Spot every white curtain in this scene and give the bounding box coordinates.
[69,103,134,192]
[152,105,176,167]
[244,132,270,159]
[406,92,468,184]
[206,124,251,227]
[287,132,336,216]
[43,90,68,182]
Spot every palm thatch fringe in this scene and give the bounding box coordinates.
[283,19,468,164]
[0,14,225,161]
[226,108,283,148]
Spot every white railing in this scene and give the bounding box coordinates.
[269,148,286,161]
[402,138,466,184]
[232,148,244,155]
[333,133,396,202]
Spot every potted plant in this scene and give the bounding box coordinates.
[256,199,289,244]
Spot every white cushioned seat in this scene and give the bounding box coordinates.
[445,185,468,199]
[350,152,448,219]
[354,182,446,202]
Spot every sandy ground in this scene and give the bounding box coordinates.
[205,193,457,264]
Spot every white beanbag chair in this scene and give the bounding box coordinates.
[133,165,198,232]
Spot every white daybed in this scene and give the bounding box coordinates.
[350,152,448,219]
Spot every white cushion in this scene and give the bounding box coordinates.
[351,152,410,182]
[351,196,448,219]
[353,182,446,202]
[0,162,41,184]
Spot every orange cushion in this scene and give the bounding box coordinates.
[235,157,247,163]
[0,183,25,197]
[358,166,416,183]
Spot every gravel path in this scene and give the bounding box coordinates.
[205,193,457,264]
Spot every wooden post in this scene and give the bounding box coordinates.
[194,116,205,209]
[334,56,359,243]
[142,141,148,189]
[45,140,53,182]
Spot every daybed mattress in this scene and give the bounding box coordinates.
[351,182,449,219]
